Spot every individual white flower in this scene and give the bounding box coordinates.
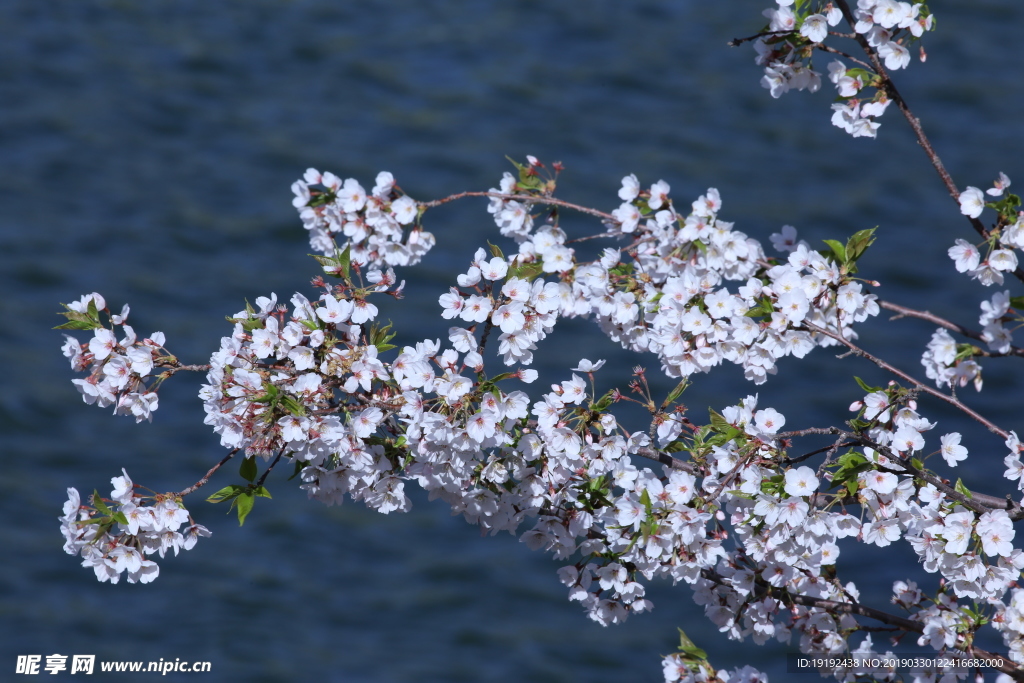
[784,466,819,497]
[753,407,785,434]
[571,359,606,373]
[479,257,509,281]
[316,295,353,324]
[618,174,640,201]
[946,240,978,272]
[939,433,968,467]
[799,14,828,43]
[987,172,1011,197]
[989,249,1018,272]
[387,195,415,225]
[110,469,134,505]
[959,186,986,218]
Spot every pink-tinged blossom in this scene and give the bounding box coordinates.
[977,510,1015,557]
[317,295,353,324]
[988,172,1011,197]
[479,257,509,281]
[648,180,670,210]
[753,407,785,434]
[89,328,118,361]
[352,407,383,439]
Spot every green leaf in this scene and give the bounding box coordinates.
[507,259,544,282]
[309,244,352,280]
[1010,296,1024,310]
[254,485,273,499]
[592,389,616,412]
[235,491,255,526]
[239,456,258,483]
[206,485,245,504]
[954,478,973,499]
[92,491,113,517]
[845,227,877,263]
[488,242,504,259]
[708,408,731,433]
[822,239,847,264]
[639,488,652,512]
[662,379,690,408]
[280,395,307,417]
[111,511,129,526]
[54,304,102,331]
[369,321,398,353]
[677,629,708,661]
[853,376,879,394]
[54,319,102,331]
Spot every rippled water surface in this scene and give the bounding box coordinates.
[3,1,1024,680]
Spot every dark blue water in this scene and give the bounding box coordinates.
[3,1,1023,680]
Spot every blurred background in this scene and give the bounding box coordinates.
[2,0,1022,680]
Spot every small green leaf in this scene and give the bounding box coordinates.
[54,319,102,331]
[239,456,258,483]
[507,259,544,282]
[253,485,272,499]
[954,478,973,498]
[92,491,113,517]
[708,408,731,432]
[488,242,504,259]
[853,376,879,394]
[677,628,708,661]
[662,379,690,408]
[592,389,616,412]
[206,485,245,504]
[845,227,877,263]
[639,488,652,512]
[280,395,307,417]
[822,239,847,264]
[1010,296,1024,310]
[235,491,255,526]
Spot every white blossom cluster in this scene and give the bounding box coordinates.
[59,292,168,422]
[57,166,1024,683]
[291,168,436,268]
[565,176,878,384]
[60,470,210,584]
[953,173,1021,286]
[755,1,934,138]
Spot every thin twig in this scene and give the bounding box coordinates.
[801,321,1010,439]
[879,300,1024,357]
[702,568,1024,680]
[177,449,238,497]
[418,191,616,222]
[833,0,1024,284]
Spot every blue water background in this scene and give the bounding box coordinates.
[2,1,1023,680]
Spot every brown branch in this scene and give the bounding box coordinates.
[418,191,616,223]
[177,449,238,497]
[703,568,1024,680]
[879,300,1024,357]
[833,0,1024,284]
[801,321,1010,440]
[633,446,697,474]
